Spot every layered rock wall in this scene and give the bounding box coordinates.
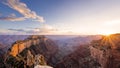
[9,35,45,57]
[90,46,111,68]
[90,34,120,68]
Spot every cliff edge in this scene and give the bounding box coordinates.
[4,35,58,68]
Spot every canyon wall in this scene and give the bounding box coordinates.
[9,35,46,57]
[90,34,120,68]
[5,35,58,68]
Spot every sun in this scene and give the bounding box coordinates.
[103,32,112,36]
[98,31,115,36]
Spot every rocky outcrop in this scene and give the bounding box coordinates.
[89,46,111,68]
[34,54,47,66]
[9,35,45,57]
[4,35,58,68]
[55,45,100,68]
[26,50,34,67]
[90,34,120,68]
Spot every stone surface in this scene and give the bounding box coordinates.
[4,35,57,68]
[90,34,120,68]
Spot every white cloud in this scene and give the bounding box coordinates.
[33,24,58,33]
[0,13,25,21]
[2,0,45,22]
[7,24,58,34]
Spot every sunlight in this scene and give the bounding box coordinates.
[98,31,115,36]
[100,34,119,49]
[103,32,112,36]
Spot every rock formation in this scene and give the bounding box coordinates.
[54,34,120,68]
[26,50,34,67]
[90,34,120,68]
[55,45,100,68]
[34,54,47,66]
[4,35,58,68]
[3,34,119,68]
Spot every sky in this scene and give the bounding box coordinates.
[0,0,120,35]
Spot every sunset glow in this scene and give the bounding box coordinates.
[99,31,115,36]
[0,0,120,35]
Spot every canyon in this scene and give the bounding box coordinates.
[0,34,120,68]
[89,34,120,68]
[4,35,58,68]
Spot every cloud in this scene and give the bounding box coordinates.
[30,24,58,33]
[8,28,40,34]
[8,24,59,34]
[0,17,25,21]
[7,25,75,35]
[8,28,26,32]
[8,13,16,17]
[0,13,25,21]
[1,0,45,22]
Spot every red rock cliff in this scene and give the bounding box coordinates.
[90,34,120,68]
